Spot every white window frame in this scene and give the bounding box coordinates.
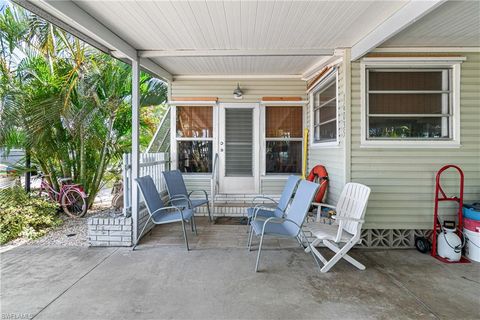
[309,70,339,148]
[170,102,218,176]
[360,57,464,148]
[261,103,305,176]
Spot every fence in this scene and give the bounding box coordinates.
[122,152,170,216]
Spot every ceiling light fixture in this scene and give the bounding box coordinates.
[233,83,243,99]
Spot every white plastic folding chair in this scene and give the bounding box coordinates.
[305,182,371,273]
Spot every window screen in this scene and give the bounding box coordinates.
[265,106,303,174]
[366,69,451,140]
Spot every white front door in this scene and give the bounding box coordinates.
[218,103,259,194]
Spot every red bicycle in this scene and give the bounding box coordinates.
[38,174,88,218]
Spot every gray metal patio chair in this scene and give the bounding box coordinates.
[134,175,195,251]
[248,180,320,272]
[163,170,211,221]
[247,176,300,222]
[246,175,301,234]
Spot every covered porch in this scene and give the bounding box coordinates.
[2,235,479,319]
[18,0,480,248]
[2,1,480,319]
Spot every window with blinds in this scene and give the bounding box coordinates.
[265,106,303,174]
[225,108,253,176]
[366,69,452,140]
[176,106,213,173]
[312,74,337,144]
[176,106,212,138]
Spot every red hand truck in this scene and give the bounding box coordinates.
[431,164,470,263]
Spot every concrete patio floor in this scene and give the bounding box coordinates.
[1,220,479,320]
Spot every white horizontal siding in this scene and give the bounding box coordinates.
[183,177,211,197]
[350,52,480,229]
[261,177,289,195]
[183,176,286,202]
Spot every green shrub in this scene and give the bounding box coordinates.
[0,187,62,244]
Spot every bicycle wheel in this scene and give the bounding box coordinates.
[61,188,87,218]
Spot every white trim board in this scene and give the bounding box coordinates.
[260,101,308,106]
[139,48,334,58]
[168,101,218,106]
[306,67,338,94]
[351,0,447,61]
[302,55,343,81]
[373,47,480,53]
[173,75,304,80]
[362,57,467,63]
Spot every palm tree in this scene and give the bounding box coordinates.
[0,2,168,207]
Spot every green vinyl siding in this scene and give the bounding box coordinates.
[351,52,480,229]
[307,63,346,204]
[171,78,307,103]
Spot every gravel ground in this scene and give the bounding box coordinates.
[28,215,91,247]
[28,205,122,247]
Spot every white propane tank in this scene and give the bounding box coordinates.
[437,227,462,262]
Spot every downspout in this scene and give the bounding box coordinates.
[302,128,309,179]
[343,49,352,184]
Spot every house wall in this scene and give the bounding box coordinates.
[306,61,348,205]
[171,78,307,103]
[350,51,480,229]
[170,78,307,197]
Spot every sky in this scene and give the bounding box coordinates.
[0,0,8,12]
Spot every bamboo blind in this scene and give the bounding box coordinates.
[176,106,213,138]
[266,106,303,138]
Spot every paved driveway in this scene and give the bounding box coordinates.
[1,244,479,320]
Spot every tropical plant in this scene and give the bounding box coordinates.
[0,2,167,207]
[0,186,61,244]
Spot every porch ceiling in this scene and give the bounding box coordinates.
[147,56,326,76]
[21,0,479,80]
[35,0,408,77]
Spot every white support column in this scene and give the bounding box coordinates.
[131,57,140,243]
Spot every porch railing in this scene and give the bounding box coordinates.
[122,152,170,216]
